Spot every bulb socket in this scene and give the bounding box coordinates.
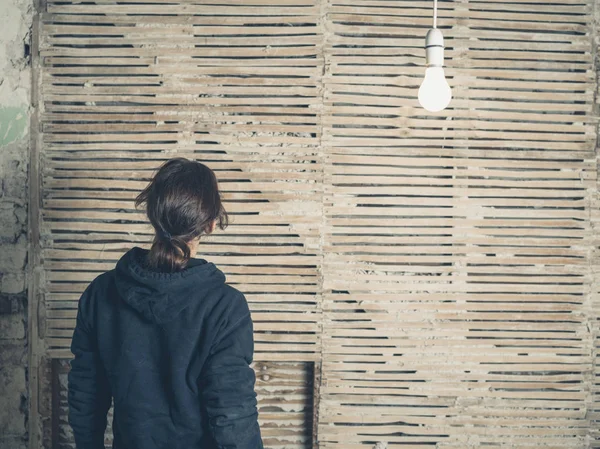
[425,28,444,67]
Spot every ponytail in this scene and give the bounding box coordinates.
[146,236,191,272]
[135,158,228,272]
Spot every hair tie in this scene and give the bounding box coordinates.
[160,229,172,240]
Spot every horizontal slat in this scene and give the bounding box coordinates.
[38,0,599,447]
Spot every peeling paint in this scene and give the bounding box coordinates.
[0,0,32,446]
[0,106,27,146]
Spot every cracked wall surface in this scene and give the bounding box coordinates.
[0,0,33,448]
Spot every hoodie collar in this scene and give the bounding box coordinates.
[114,247,226,324]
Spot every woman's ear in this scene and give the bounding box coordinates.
[206,220,217,234]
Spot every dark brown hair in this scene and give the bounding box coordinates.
[135,158,228,272]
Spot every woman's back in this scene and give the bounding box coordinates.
[68,159,263,449]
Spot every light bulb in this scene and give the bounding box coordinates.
[418,66,452,112]
[418,28,452,112]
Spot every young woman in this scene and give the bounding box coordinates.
[68,158,263,449]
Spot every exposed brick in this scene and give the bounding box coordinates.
[0,313,26,340]
[0,436,28,449]
[0,341,27,366]
[0,272,25,295]
[0,293,25,315]
[0,365,27,437]
[0,202,26,241]
[0,236,27,272]
[0,0,32,445]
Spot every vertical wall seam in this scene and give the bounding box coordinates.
[27,0,44,447]
[312,0,328,446]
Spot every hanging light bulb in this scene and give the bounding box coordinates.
[418,0,452,112]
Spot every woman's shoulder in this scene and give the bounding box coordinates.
[221,284,249,311]
[81,270,115,297]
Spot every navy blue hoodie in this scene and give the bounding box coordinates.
[68,247,264,449]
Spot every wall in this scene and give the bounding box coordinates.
[35,0,600,447]
[20,0,600,447]
[0,0,32,448]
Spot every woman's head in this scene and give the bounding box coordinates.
[135,158,228,272]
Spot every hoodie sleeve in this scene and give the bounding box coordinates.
[68,282,112,449]
[199,294,264,449]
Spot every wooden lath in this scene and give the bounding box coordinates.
[39,0,324,364]
[52,360,314,449]
[35,0,600,447]
[320,0,598,447]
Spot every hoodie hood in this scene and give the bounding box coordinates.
[114,247,226,324]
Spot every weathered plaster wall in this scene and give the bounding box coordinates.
[0,0,33,448]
